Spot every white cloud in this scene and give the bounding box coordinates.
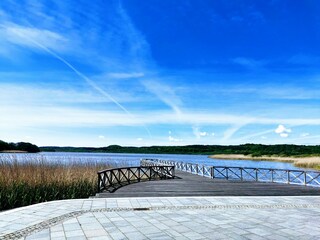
[168,136,182,142]
[168,130,182,142]
[275,124,291,138]
[98,135,105,139]
[275,125,291,134]
[136,138,143,141]
[280,133,288,138]
[192,126,202,139]
[275,125,285,133]
[192,126,212,139]
[199,132,208,137]
[211,133,215,136]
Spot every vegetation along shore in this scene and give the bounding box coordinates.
[41,143,320,156]
[0,140,39,153]
[210,154,320,170]
[0,155,110,211]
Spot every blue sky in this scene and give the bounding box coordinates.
[0,0,320,147]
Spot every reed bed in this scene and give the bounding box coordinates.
[0,154,111,211]
[210,154,320,170]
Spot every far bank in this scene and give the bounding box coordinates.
[210,154,320,170]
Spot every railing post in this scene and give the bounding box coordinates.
[287,170,290,184]
[202,165,205,177]
[138,167,141,182]
[196,164,199,174]
[97,173,100,193]
[211,167,214,179]
[304,171,307,185]
[240,168,243,181]
[256,169,258,181]
[226,167,229,180]
[271,170,274,182]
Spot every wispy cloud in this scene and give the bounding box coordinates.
[1,23,69,52]
[2,105,320,129]
[107,72,145,79]
[142,80,183,114]
[0,1,152,71]
[1,1,319,146]
[288,54,320,66]
[235,129,275,142]
[300,133,310,138]
[0,83,136,105]
[232,57,266,70]
[222,124,246,143]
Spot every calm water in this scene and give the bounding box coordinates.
[0,152,307,171]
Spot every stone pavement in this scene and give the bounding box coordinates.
[0,196,320,240]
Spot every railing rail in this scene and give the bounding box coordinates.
[97,164,175,193]
[142,159,320,188]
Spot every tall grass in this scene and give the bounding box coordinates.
[0,155,110,211]
[210,154,320,170]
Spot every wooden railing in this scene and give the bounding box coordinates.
[97,164,175,193]
[142,159,320,187]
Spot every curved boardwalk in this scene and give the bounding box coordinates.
[2,170,320,239]
[97,170,320,198]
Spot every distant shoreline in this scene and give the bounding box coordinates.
[209,154,320,170]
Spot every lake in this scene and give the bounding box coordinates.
[0,152,307,171]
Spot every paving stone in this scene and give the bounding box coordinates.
[1,196,320,240]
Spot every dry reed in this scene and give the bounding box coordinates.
[210,154,320,170]
[0,154,110,210]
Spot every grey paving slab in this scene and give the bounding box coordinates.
[0,196,319,239]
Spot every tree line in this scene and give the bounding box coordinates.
[40,144,320,156]
[0,140,40,153]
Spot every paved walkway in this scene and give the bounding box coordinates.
[1,196,320,239]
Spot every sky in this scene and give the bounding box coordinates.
[0,0,320,147]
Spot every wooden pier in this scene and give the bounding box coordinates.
[97,169,320,198]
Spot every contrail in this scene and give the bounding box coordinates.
[9,27,152,137]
